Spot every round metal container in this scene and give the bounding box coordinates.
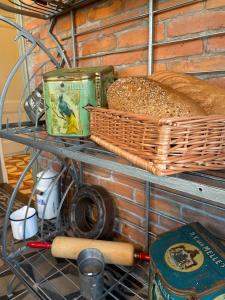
[77,248,105,300]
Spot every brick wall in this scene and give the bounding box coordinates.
[23,0,225,248]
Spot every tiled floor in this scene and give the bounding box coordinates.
[5,153,33,197]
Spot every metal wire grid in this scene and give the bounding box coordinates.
[0,1,225,298]
[0,0,98,20]
[0,161,149,299]
[6,249,148,300]
[1,149,225,299]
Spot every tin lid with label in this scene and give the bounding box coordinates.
[150,223,225,297]
[43,66,114,81]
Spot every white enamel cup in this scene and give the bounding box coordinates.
[9,206,38,240]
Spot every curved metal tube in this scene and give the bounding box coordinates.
[18,59,51,127]
[0,41,36,129]
[1,150,41,257]
[0,15,60,128]
[0,2,47,19]
[0,16,60,66]
[48,17,70,68]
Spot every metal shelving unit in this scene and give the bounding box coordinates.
[0,0,99,20]
[0,0,225,299]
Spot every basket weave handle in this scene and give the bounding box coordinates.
[91,135,159,174]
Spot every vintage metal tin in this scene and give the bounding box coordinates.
[149,223,225,300]
[43,66,114,137]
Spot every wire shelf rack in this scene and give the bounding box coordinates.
[1,4,225,299]
[0,0,98,19]
[0,152,149,299]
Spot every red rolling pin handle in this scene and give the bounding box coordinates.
[27,241,52,249]
[134,252,151,262]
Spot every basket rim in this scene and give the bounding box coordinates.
[88,107,225,126]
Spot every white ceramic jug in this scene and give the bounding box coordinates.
[36,169,59,219]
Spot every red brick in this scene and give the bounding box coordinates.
[112,173,144,190]
[207,35,225,52]
[117,208,145,227]
[40,151,56,160]
[80,35,117,56]
[154,22,164,42]
[150,223,166,236]
[134,190,146,205]
[32,53,49,65]
[84,173,99,186]
[75,8,88,27]
[151,198,181,218]
[114,198,145,217]
[206,0,225,9]
[117,27,148,48]
[78,57,102,67]
[101,7,148,26]
[155,2,204,22]
[43,37,57,49]
[153,62,167,72]
[159,216,183,231]
[121,223,145,245]
[35,76,42,87]
[102,19,145,37]
[54,14,71,34]
[39,27,49,40]
[84,164,111,178]
[88,0,125,22]
[155,40,203,60]
[24,19,46,31]
[51,161,62,172]
[102,50,147,66]
[116,63,148,77]
[76,30,101,44]
[44,64,56,73]
[182,208,225,238]
[37,158,48,169]
[98,179,134,199]
[168,11,225,37]
[125,0,147,10]
[168,56,225,72]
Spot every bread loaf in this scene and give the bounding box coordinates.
[107,77,205,119]
[150,71,225,115]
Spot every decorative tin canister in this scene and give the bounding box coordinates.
[149,223,225,300]
[43,66,114,137]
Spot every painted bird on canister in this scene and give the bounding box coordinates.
[58,94,79,134]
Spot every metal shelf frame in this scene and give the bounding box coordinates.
[0,0,225,299]
[0,0,99,20]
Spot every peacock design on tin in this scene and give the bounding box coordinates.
[58,82,80,134]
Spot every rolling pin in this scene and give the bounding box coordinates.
[27,236,150,266]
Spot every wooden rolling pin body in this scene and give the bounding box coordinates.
[51,236,135,266]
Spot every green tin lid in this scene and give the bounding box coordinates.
[150,223,225,296]
[43,66,114,80]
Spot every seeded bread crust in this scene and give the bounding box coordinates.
[150,71,225,115]
[107,77,205,119]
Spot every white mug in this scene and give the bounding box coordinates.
[10,206,38,240]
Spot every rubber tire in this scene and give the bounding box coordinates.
[69,185,115,239]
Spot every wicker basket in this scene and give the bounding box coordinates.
[89,107,225,176]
